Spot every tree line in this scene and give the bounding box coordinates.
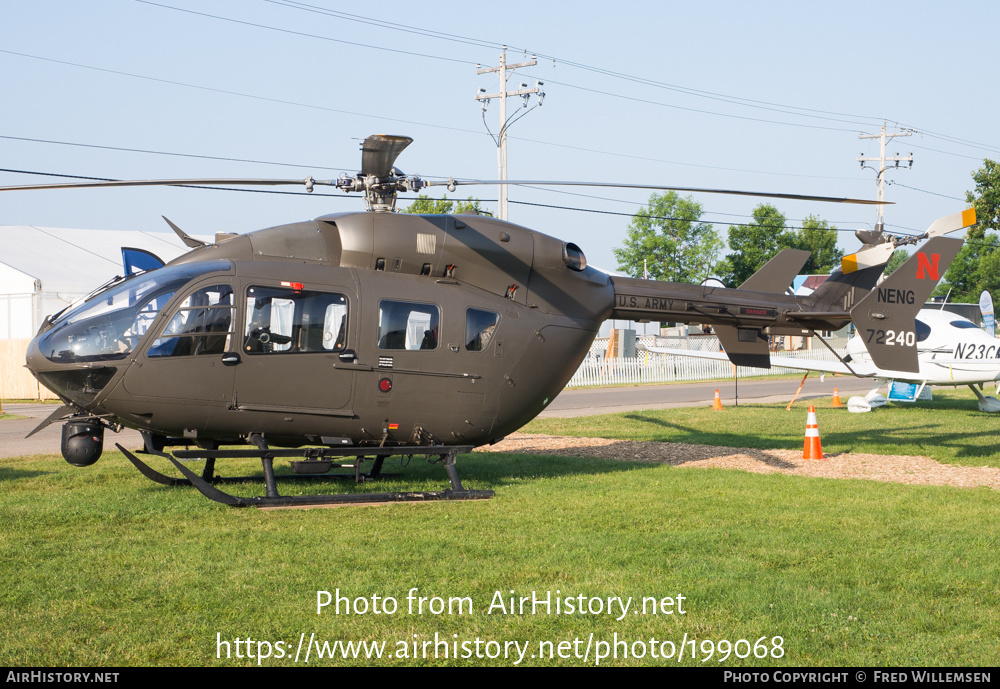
[614,159,1000,303]
[612,191,843,287]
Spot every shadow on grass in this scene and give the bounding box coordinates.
[0,467,52,481]
[621,412,797,452]
[478,438,799,470]
[89,448,655,505]
[620,407,999,462]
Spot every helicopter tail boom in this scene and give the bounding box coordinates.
[608,234,963,371]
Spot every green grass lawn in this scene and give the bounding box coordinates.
[2,438,998,666]
[526,388,1000,468]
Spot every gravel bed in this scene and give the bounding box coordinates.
[478,433,1000,490]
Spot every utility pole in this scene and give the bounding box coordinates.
[857,121,913,230]
[475,46,544,220]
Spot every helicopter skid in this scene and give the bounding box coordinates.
[116,443,493,507]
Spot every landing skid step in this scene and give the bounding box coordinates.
[116,443,492,507]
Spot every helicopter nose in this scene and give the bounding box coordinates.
[25,335,46,372]
[23,335,118,409]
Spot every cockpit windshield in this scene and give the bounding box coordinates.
[38,261,232,363]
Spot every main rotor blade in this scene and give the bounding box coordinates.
[426,179,887,205]
[360,134,413,179]
[0,177,333,192]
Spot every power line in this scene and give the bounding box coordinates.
[261,0,1000,160]
[0,49,485,137]
[887,182,965,202]
[508,198,870,233]
[521,74,864,134]
[0,135,350,172]
[3,42,989,180]
[133,0,474,65]
[138,0,1000,157]
[260,0,888,126]
[139,0,876,134]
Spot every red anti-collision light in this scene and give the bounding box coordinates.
[378,378,392,393]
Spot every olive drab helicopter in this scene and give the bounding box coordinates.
[3,135,973,507]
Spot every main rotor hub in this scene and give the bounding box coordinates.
[334,170,426,212]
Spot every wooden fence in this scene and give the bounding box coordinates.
[1,338,58,400]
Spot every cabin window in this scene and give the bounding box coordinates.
[148,285,235,358]
[243,286,348,354]
[949,320,979,330]
[378,300,439,350]
[465,308,499,351]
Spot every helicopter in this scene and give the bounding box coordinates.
[3,135,972,507]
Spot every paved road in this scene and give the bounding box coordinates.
[1,375,876,458]
[1,404,145,459]
[538,375,877,418]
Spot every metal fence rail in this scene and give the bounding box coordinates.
[567,349,845,388]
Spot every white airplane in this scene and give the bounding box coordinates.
[648,308,1000,412]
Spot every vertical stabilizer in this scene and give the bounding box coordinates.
[851,237,963,372]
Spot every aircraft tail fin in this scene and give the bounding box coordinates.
[850,236,963,372]
[737,248,810,293]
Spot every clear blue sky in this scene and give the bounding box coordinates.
[2,0,996,273]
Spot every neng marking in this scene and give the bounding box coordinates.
[876,288,915,304]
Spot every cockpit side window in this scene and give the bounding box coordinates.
[147,285,235,358]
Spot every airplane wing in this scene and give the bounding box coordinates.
[643,346,877,377]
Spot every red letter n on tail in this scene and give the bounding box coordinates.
[916,252,940,280]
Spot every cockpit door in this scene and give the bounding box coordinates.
[122,281,237,405]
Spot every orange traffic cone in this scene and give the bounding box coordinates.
[803,405,824,460]
[831,388,843,408]
[712,388,724,410]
